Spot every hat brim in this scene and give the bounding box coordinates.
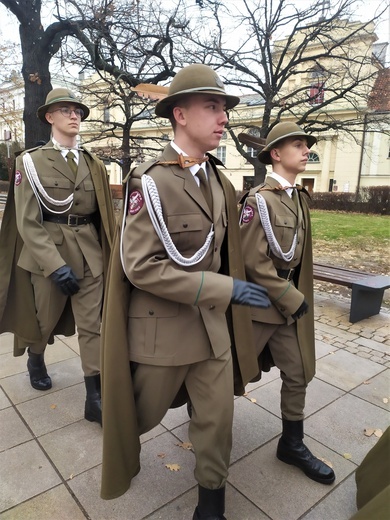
[155,89,240,118]
[258,132,317,164]
[37,100,90,124]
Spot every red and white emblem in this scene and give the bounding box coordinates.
[241,205,254,224]
[128,190,144,215]
[14,170,22,186]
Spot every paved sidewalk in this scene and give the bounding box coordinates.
[0,292,389,520]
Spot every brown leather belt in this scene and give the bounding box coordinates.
[43,213,93,226]
[277,268,295,281]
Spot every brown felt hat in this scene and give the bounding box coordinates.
[37,88,90,124]
[258,122,317,164]
[155,64,240,119]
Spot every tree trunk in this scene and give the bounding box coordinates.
[19,24,52,148]
[253,160,267,186]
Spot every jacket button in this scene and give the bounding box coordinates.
[183,223,188,228]
[280,307,286,312]
[209,305,215,310]
[149,310,154,316]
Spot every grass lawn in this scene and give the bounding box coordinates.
[311,210,390,245]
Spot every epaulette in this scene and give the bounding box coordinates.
[122,159,159,184]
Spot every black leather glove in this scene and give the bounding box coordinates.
[291,299,309,320]
[231,279,270,308]
[50,265,80,296]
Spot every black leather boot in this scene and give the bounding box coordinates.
[277,419,335,484]
[84,374,102,426]
[193,486,226,520]
[27,349,52,390]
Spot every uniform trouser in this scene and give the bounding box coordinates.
[253,321,306,421]
[132,348,234,489]
[29,263,103,376]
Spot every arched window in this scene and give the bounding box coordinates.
[308,151,320,163]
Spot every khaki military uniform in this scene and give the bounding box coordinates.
[0,142,115,375]
[240,175,315,420]
[100,144,257,499]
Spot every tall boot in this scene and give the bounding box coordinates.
[277,419,335,484]
[84,374,102,426]
[27,349,52,391]
[193,486,226,520]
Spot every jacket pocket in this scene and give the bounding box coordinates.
[167,212,205,253]
[274,214,296,249]
[40,176,72,202]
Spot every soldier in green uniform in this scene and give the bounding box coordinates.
[239,122,336,484]
[0,88,115,425]
[100,64,270,519]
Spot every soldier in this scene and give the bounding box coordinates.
[100,64,270,519]
[239,122,336,484]
[0,88,115,425]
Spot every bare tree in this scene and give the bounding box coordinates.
[185,0,389,183]
[54,0,191,175]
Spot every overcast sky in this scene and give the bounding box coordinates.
[0,1,389,59]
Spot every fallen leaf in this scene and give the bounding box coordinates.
[363,381,371,385]
[374,429,383,438]
[343,453,352,459]
[250,398,257,403]
[243,392,248,396]
[69,474,74,480]
[364,428,375,437]
[157,453,166,459]
[50,404,57,409]
[383,398,388,404]
[165,463,180,471]
[176,442,193,451]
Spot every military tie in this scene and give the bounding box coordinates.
[291,188,299,210]
[196,168,213,211]
[66,151,78,176]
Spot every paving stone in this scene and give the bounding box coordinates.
[0,441,61,513]
[0,407,32,451]
[351,368,390,410]
[0,485,86,520]
[354,336,389,355]
[0,387,11,410]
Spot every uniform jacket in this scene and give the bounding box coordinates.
[240,175,315,383]
[100,144,257,499]
[0,142,115,352]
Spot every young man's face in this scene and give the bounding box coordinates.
[45,102,83,139]
[173,94,229,155]
[271,137,310,175]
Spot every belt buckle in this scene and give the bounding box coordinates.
[67,214,78,226]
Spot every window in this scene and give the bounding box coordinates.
[308,67,326,105]
[246,146,257,158]
[308,82,325,105]
[103,107,110,124]
[216,146,226,163]
[307,152,320,163]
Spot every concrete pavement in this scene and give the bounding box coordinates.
[0,291,389,520]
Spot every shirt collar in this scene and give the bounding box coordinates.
[268,172,295,197]
[171,140,208,177]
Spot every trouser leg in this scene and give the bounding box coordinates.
[186,349,233,489]
[132,363,188,435]
[71,264,103,376]
[29,273,68,354]
[267,322,307,421]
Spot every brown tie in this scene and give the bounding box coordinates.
[196,168,213,211]
[66,151,78,176]
[291,188,299,210]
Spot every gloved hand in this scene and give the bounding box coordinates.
[50,265,80,296]
[291,299,309,320]
[231,279,270,308]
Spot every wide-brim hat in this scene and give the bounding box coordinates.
[155,64,240,119]
[37,88,90,124]
[258,122,317,164]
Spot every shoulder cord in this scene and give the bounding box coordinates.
[255,192,297,262]
[22,153,73,215]
[141,174,215,267]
